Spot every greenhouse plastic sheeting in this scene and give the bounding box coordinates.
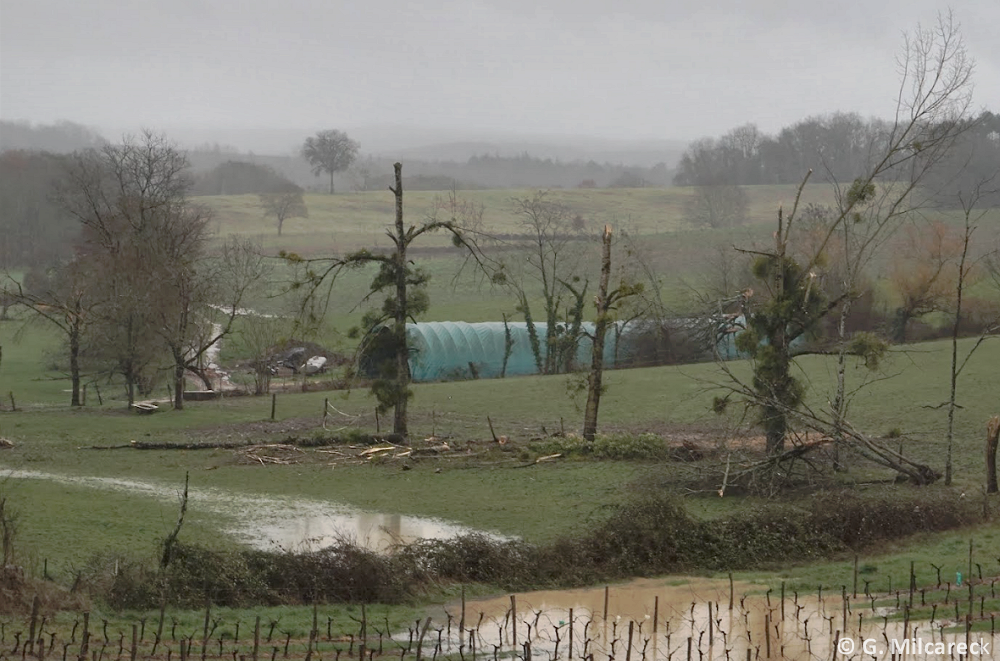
[405,321,620,382]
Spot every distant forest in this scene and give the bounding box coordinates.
[2,111,997,269]
[183,146,676,192]
[672,110,1000,206]
[0,120,676,192]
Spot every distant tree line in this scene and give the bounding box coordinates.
[0,121,677,192]
[0,120,105,153]
[411,152,674,190]
[186,150,676,192]
[0,150,77,268]
[190,160,302,196]
[674,110,1000,206]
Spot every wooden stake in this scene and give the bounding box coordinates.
[270,394,276,420]
[252,617,260,661]
[853,555,859,598]
[986,416,999,493]
[201,598,211,661]
[764,614,770,659]
[653,597,659,634]
[728,573,734,611]
[78,613,90,661]
[28,595,39,655]
[414,618,431,661]
[359,604,366,661]
[568,608,573,660]
[459,585,466,647]
[510,596,516,651]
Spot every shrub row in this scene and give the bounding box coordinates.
[86,488,979,609]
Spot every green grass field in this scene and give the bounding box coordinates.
[196,185,845,257]
[2,182,1000,617]
[2,331,999,571]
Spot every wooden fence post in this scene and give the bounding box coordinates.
[986,416,999,494]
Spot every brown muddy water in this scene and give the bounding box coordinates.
[3,468,490,551]
[410,578,997,660]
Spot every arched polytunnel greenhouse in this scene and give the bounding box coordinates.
[360,321,624,382]
[358,316,762,383]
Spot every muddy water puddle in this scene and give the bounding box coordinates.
[3,467,488,551]
[413,578,996,660]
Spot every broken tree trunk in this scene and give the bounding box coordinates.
[390,162,411,440]
[582,225,613,442]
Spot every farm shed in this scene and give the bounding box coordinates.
[360,321,623,383]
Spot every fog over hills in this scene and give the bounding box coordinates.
[95,123,685,167]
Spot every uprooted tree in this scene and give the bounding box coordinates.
[714,12,975,485]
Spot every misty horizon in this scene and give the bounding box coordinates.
[3,0,999,159]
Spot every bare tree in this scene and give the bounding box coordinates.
[941,175,1000,484]
[239,314,287,395]
[715,12,975,481]
[684,185,750,228]
[497,192,587,374]
[301,130,359,194]
[259,189,307,236]
[156,237,270,409]
[2,259,97,406]
[54,132,209,406]
[888,222,962,341]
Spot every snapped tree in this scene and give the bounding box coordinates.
[581,225,644,441]
[288,163,478,438]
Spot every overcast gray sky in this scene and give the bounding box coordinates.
[2,0,998,152]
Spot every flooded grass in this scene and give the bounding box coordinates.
[2,468,494,561]
[9,576,998,660]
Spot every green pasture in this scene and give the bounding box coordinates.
[194,184,845,257]
[2,182,1000,615]
[192,183,1000,352]
[2,317,999,573]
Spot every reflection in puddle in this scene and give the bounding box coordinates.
[249,509,483,552]
[411,577,997,660]
[2,467,492,552]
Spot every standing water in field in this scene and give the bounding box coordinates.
[1,467,492,552]
[407,577,996,660]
